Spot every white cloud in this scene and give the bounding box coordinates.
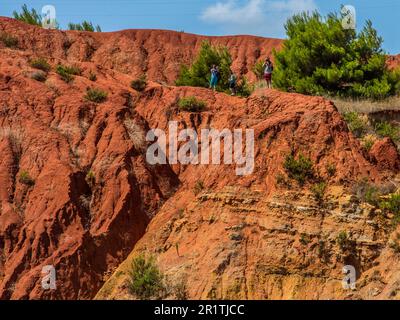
[200,0,318,37]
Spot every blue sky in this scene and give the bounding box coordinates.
[1,0,399,53]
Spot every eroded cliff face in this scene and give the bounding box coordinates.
[0,17,399,300]
[96,87,400,300]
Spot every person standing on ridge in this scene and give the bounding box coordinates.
[263,57,274,89]
[229,71,237,96]
[210,65,219,91]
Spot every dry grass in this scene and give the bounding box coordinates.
[123,119,146,152]
[0,127,25,159]
[332,96,400,115]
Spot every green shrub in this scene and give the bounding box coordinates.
[343,112,368,138]
[176,40,232,91]
[375,121,399,142]
[131,75,147,92]
[56,64,81,83]
[85,170,96,188]
[300,233,311,245]
[19,170,35,186]
[88,71,97,82]
[284,153,314,185]
[235,77,254,97]
[31,71,47,82]
[351,178,391,206]
[273,12,400,100]
[13,4,42,26]
[361,134,377,152]
[30,58,51,72]
[337,231,350,251]
[380,194,400,225]
[128,255,165,300]
[84,88,108,103]
[326,163,336,177]
[178,96,207,112]
[68,21,102,32]
[311,182,327,205]
[252,60,265,80]
[0,33,18,48]
[193,180,205,195]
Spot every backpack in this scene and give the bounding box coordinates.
[264,63,273,74]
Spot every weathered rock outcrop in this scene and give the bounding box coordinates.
[0,17,399,300]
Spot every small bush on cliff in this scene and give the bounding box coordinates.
[273,11,400,100]
[193,180,205,195]
[337,231,351,251]
[178,96,207,112]
[30,58,51,72]
[31,71,47,82]
[284,153,314,185]
[235,77,254,97]
[380,194,400,225]
[343,112,369,138]
[85,88,108,103]
[88,71,97,82]
[375,121,399,142]
[19,170,35,186]
[85,170,96,188]
[56,64,81,83]
[0,33,18,48]
[131,75,147,92]
[68,21,102,32]
[176,40,232,91]
[128,255,165,299]
[311,182,327,205]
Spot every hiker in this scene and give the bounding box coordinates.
[210,65,219,91]
[229,71,237,96]
[263,57,274,89]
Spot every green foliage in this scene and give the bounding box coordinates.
[193,180,205,195]
[380,194,400,225]
[85,170,96,188]
[235,77,254,97]
[326,163,336,177]
[56,64,81,83]
[13,4,42,26]
[88,71,97,82]
[68,21,102,32]
[300,233,311,245]
[343,112,368,138]
[176,40,232,91]
[85,88,108,103]
[31,71,47,82]
[19,170,35,186]
[128,255,165,300]
[0,33,18,48]
[361,134,377,151]
[252,60,265,80]
[178,96,207,112]
[375,121,399,142]
[273,12,400,99]
[30,58,51,72]
[311,182,327,205]
[337,231,350,251]
[131,75,147,92]
[284,153,314,185]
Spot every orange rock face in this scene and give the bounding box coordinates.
[0,17,399,300]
